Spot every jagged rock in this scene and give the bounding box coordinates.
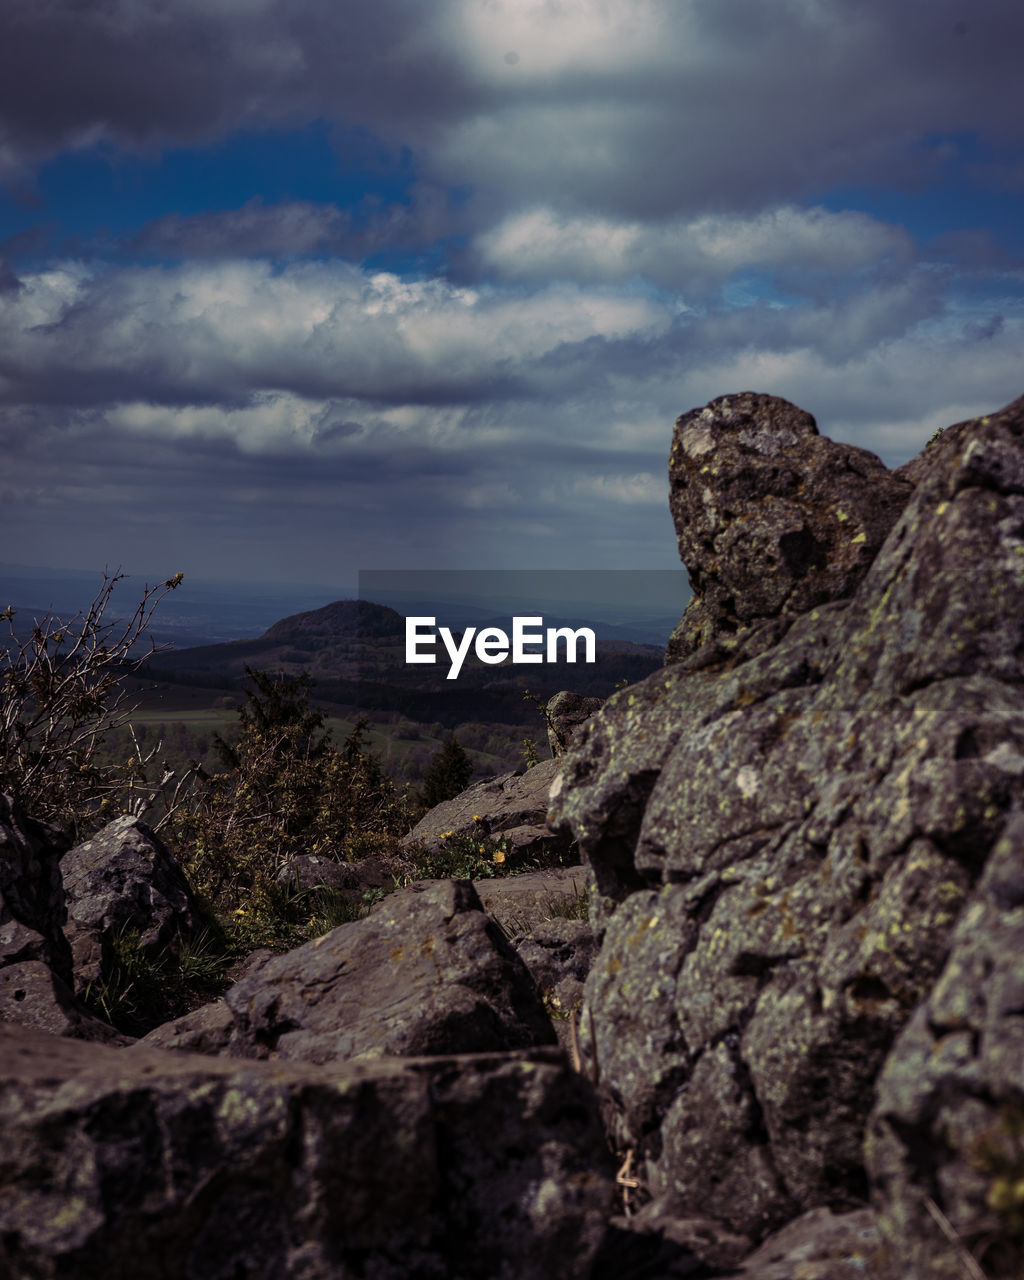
[547,690,605,757]
[666,391,912,661]
[866,807,1024,1280]
[62,815,206,989]
[136,951,277,1056]
[402,757,571,859]
[0,1022,613,1280]
[223,878,556,1065]
[550,393,1024,1248]
[0,794,73,986]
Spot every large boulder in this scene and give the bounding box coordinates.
[0,1022,614,1280]
[223,878,557,1065]
[666,391,912,661]
[61,815,206,989]
[551,393,1024,1263]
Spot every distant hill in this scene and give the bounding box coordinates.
[262,599,405,643]
[142,598,665,728]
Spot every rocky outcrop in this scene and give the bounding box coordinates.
[402,756,572,862]
[62,815,206,990]
[0,1022,613,1280]
[666,391,912,661]
[551,392,1024,1274]
[222,879,556,1065]
[547,690,604,758]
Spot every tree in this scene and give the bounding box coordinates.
[420,736,474,808]
[0,568,184,831]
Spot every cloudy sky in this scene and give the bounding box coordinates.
[1,0,1022,593]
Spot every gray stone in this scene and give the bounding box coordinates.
[0,1022,613,1280]
[134,995,234,1055]
[223,878,557,1065]
[734,1207,889,1279]
[551,393,1024,1245]
[402,757,570,859]
[473,864,590,934]
[0,793,73,986]
[866,808,1024,1280]
[515,918,598,1019]
[62,815,205,988]
[547,690,604,758]
[666,391,912,661]
[0,960,131,1045]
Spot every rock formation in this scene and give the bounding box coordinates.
[666,391,912,661]
[0,1023,612,1280]
[552,391,1024,1276]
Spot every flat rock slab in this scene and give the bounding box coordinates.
[224,878,556,1064]
[402,758,566,853]
[0,1022,613,1280]
[473,865,590,933]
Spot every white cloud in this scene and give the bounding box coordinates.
[473,205,912,286]
[0,259,672,408]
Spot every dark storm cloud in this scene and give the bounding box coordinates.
[3,1,1023,213]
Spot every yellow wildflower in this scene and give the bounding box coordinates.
[492,851,506,864]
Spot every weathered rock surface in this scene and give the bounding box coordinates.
[402,757,571,861]
[547,690,604,758]
[732,1207,887,1279]
[135,993,235,1055]
[472,864,589,932]
[0,794,73,986]
[550,393,1024,1263]
[0,1021,614,1280]
[666,391,912,661]
[515,919,597,1018]
[0,959,131,1044]
[866,807,1024,1280]
[62,815,205,988]
[223,878,557,1065]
